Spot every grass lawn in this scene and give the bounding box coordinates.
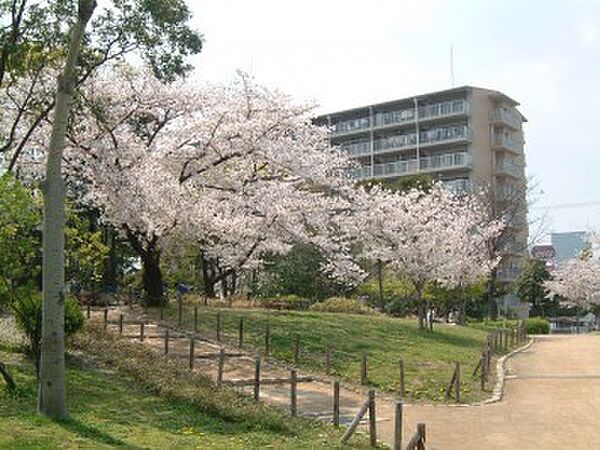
[0,334,373,449]
[149,304,510,404]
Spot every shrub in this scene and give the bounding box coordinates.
[11,294,85,372]
[260,294,312,311]
[525,317,550,334]
[384,298,416,317]
[310,297,378,315]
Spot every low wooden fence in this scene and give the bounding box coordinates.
[92,303,531,449]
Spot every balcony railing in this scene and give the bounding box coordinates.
[350,151,470,180]
[341,140,371,157]
[492,108,521,129]
[494,133,522,153]
[442,178,472,192]
[374,99,469,129]
[333,116,371,134]
[495,160,523,177]
[373,125,471,154]
[332,99,469,136]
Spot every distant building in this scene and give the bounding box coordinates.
[551,232,592,264]
[317,86,529,317]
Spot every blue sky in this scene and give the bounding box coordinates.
[188,0,600,239]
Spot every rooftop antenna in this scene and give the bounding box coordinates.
[450,44,455,87]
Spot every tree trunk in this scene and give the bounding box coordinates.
[458,285,466,325]
[486,269,498,321]
[377,259,384,307]
[201,253,216,298]
[416,284,425,330]
[141,248,163,307]
[38,0,96,420]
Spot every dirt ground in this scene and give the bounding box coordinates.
[96,309,600,449]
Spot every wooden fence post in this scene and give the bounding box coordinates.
[265,324,270,356]
[178,296,183,327]
[368,389,377,447]
[361,353,368,385]
[394,400,403,450]
[290,369,297,417]
[118,314,124,335]
[455,362,461,403]
[254,355,261,402]
[417,423,426,450]
[238,317,244,348]
[164,329,169,355]
[333,379,340,427]
[480,352,486,390]
[216,312,221,342]
[293,335,300,365]
[189,338,195,370]
[140,322,145,341]
[86,304,91,319]
[217,348,225,387]
[194,306,198,333]
[399,357,405,399]
[446,364,458,400]
[103,308,108,329]
[341,396,370,445]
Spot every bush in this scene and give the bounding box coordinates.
[310,297,378,315]
[384,298,417,317]
[525,317,550,334]
[11,294,85,372]
[259,294,312,311]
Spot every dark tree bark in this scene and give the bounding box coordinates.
[0,362,16,392]
[140,246,163,307]
[377,259,384,307]
[124,227,163,307]
[487,269,498,321]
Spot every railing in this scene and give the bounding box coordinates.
[340,140,371,157]
[374,125,471,154]
[492,108,521,129]
[442,178,471,192]
[333,116,371,134]
[351,151,470,180]
[374,99,469,129]
[332,99,469,136]
[494,133,522,153]
[495,160,522,177]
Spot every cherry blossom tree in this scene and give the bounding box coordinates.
[354,183,503,329]
[57,66,363,304]
[544,257,600,309]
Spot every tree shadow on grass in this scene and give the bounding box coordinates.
[56,417,141,449]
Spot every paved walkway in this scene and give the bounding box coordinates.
[93,309,600,449]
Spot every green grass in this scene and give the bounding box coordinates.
[150,304,511,403]
[0,332,372,449]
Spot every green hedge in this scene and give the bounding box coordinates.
[309,297,378,315]
[259,294,312,311]
[525,317,550,334]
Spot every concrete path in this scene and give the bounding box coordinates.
[93,309,600,449]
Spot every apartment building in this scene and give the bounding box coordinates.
[317,86,529,317]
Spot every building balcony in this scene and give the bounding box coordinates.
[372,99,469,131]
[493,133,522,153]
[349,151,471,180]
[332,116,371,136]
[491,108,521,130]
[373,125,472,156]
[331,99,470,137]
[495,160,523,178]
